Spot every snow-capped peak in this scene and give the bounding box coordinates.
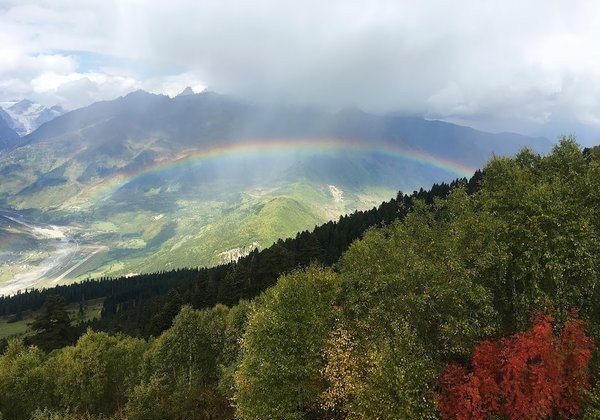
[0,99,67,136]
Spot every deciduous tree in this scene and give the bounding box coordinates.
[437,314,595,419]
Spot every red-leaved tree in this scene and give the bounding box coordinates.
[436,313,595,419]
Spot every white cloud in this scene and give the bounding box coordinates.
[1,0,600,143]
[139,73,207,98]
[29,71,138,108]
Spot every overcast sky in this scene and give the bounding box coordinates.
[2,0,600,143]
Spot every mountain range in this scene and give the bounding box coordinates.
[0,99,66,138]
[0,89,552,292]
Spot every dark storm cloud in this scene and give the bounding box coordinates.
[2,0,600,142]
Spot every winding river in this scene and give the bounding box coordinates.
[0,210,106,295]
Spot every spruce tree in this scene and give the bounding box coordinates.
[28,295,74,352]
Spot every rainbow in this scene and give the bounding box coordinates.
[86,139,477,199]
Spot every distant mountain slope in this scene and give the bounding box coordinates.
[0,99,66,137]
[23,90,550,164]
[5,89,550,205]
[0,114,19,151]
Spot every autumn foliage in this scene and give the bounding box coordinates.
[437,313,595,419]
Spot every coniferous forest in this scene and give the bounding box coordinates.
[0,138,599,419]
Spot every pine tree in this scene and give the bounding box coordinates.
[28,295,74,352]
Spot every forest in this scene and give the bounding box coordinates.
[0,137,598,419]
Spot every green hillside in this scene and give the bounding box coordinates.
[0,178,394,290]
